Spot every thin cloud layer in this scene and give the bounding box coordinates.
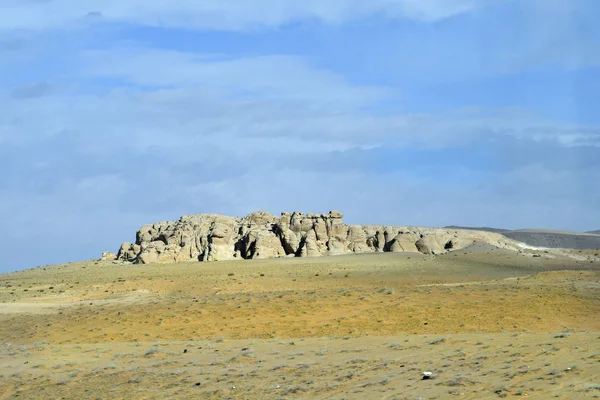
[1,0,495,30]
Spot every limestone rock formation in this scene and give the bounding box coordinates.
[101,251,117,261]
[114,210,522,264]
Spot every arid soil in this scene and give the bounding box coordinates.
[1,244,599,399]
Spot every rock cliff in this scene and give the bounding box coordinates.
[112,211,522,264]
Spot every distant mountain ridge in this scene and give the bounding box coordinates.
[444,225,509,234]
[445,226,600,250]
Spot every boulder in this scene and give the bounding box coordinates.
[117,242,138,261]
[327,236,348,255]
[279,228,300,255]
[329,210,344,219]
[138,249,159,264]
[289,212,304,233]
[299,216,314,232]
[313,218,329,242]
[101,251,117,261]
[252,231,286,259]
[415,236,445,255]
[388,233,420,253]
[244,211,276,226]
[329,218,347,237]
[300,230,321,257]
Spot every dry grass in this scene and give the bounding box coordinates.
[0,245,599,399]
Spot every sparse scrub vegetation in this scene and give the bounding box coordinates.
[0,252,598,399]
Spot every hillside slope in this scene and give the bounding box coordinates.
[446,226,600,250]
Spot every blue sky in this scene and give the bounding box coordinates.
[1,0,599,272]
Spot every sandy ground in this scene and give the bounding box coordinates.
[0,244,599,399]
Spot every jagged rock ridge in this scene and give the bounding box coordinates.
[113,211,522,264]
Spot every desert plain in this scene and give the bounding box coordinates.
[1,243,599,399]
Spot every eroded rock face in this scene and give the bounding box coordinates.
[114,210,521,264]
[101,251,117,261]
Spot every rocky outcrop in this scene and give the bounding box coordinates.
[114,211,522,264]
[101,251,118,261]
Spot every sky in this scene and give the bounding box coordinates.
[1,0,599,272]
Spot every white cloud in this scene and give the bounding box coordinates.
[79,49,389,107]
[496,0,600,71]
[1,40,599,271]
[0,0,495,31]
[77,48,600,147]
[3,47,598,153]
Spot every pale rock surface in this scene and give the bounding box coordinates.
[415,236,445,255]
[114,210,523,264]
[101,251,117,261]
